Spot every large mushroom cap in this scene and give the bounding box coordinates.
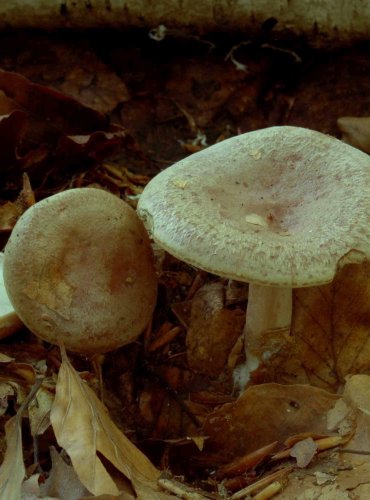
[4,188,157,354]
[138,126,370,287]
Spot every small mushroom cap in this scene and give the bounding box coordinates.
[4,188,157,354]
[138,126,370,287]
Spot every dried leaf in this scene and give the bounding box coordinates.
[0,380,43,499]
[337,116,370,153]
[0,201,20,231]
[266,262,370,390]
[40,447,91,500]
[21,474,44,499]
[281,478,352,500]
[28,384,54,436]
[202,383,339,460]
[0,69,107,138]
[341,374,370,455]
[0,69,129,192]
[50,349,163,498]
[0,383,15,416]
[336,463,370,490]
[57,129,128,164]
[8,362,36,384]
[11,41,130,114]
[0,110,27,170]
[186,282,244,377]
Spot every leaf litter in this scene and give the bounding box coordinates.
[0,30,370,500]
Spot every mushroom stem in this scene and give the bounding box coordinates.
[243,284,292,374]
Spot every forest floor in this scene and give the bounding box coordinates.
[0,28,370,499]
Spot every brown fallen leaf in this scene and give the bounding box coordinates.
[202,383,339,460]
[0,378,42,499]
[0,109,27,173]
[0,69,129,194]
[265,261,370,391]
[341,374,370,456]
[271,375,370,498]
[0,172,35,232]
[0,201,20,232]
[50,347,167,498]
[28,383,54,437]
[186,282,244,377]
[0,69,107,138]
[3,39,130,114]
[0,416,24,499]
[337,116,370,153]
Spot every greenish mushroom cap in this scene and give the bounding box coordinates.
[138,126,370,287]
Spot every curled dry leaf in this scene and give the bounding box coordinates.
[28,384,54,437]
[4,39,130,114]
[50,348,165,498]
[202,383,339,461]
[0,415,25,500]
[0,69,128,192]
[0,379,43,500]
[0,68,107,137]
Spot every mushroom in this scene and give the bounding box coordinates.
[137,126,370,380]
[3,188,157,354]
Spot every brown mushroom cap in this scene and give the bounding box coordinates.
[138,126,370,287]
[4,188,157,354]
